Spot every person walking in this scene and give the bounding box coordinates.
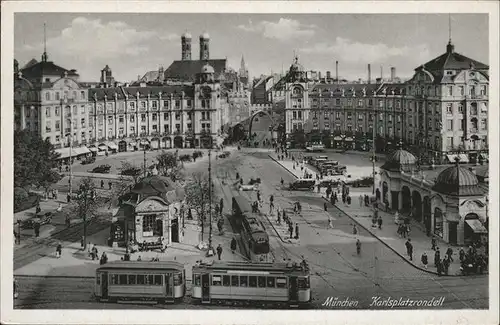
[91,244,98,261]
[280,177,284,186]
[66,193,71,203]
[421,252,428,269]
[328,216,333,229]
[216,244,223,260]
[289,223,294,239]
[377,216,383,230]
[356,239,361,255]
[405,238,413,261]
[108,181,112,190]
[431,237,437,250]
[100,179,104,188]
[324,202,328,212]
[434,247,441,267]
[436,259,443,276]
[219,198,224,216]
[230,238,237,254]
[352,224,358,235]
[65,215,71,228]
[442,257,450,275]
[459,248,466,263]
[359,195,363,207]
[446,247,454,262]
[295,223,299,240]
[56,243,62,258]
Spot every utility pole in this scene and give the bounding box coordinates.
[372,107,377,195]
[143,148,147,177]
[208,149,213,252]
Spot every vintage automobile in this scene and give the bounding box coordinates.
[81,156,96,165]
[91,164,111,174]
[240,184,259,191]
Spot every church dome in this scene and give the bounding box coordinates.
[200,32,210,39]
[381,149,417,172]
[182,32,192,39]
[432,165,482,196]
[201,63,215,74]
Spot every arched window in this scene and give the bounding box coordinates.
[45,92,50,101]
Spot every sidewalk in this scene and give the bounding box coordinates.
[14,217,246,280]
[270,153,470,276]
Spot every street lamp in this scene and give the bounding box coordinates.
[207,149,214,256]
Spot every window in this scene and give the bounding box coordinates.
[470,104,478,115]
[480,85,487,96]
[141,114,146,122]
[73,106,78,115]
[137,275,145,285]
[45,121,51,132]
[164,112,169,120]
[163,125,169,133]
[458,104,464,114]
[163,101,169,109]
[175,100,181,108]
[292,111,297,119]
[194,274,201,286]
[130,115,135,123]
[119,274,127,285]
[447,86,453,96]
[111,275,119,285]
[267,277,275,288]
[447,120,453,131]
[55,121,60,131]
[459,119,464,130]
[128,274,136,285]
[142,214,158,236]
[119,116,124,123]
[81,118,86,128]
[397,115,401,123]
[324,111,328,119]
[152,113,157,121]
[481,119,487,130]
[368,99,373,106]
[347,112,352,119]
[480,103,487,113]
[81,91,85,99]
[152,101,157,109]
[130,102,135,109]
[378,100,383,108]
[276,277,287,289]
[239,276,248,287]
[447,136,454,148]
[45,92,50,101]
[459,86,464,96]
[446,104,453,115]
[173,274,181,285]
[152,125,158,131]
[231,275,239,287]
[358,99,363,107]
[55,107,60,116]
[175,112,180,120]
[257,276,266,288]
[55,92,60,100]
[336,112,340,119]
[223,275,230,286]
[186,99,192,108]
[130,126,135,133]
[141,101,146,109]
[45,107,51,117]
[336,99,340,106]
[297,111,302,119]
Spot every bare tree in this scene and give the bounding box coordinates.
[184,171,217,242]
[156,151,185,182]
[72,177,103,250]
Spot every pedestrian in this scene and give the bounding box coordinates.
[434,247,441,267]
[34,222,40,237]
[56,242,62,258]
[431,237,437,250]
[436,259,443,276]
[443,257,450,275]
[101,179,104,188]
[67,193,71,203]
[80,236,84,248]
[257,191,261,203]
[101,252,108,264]
[324,202,328,212]
[330,194,335,205]
[328,216,333,229]
[289,224,294,239]
[280,177,284,186]
[230,237,237,254]
[108,181,112,190]
[405,238,413,261]
[295,223,299,240]
[347,196,351,205]
[356,239,361,255]
[421,252,428,269]
[91,244,98,261]
[459,248,466,263]
[297,202,302,214]
[216,244,223,260]
[446,247,454,262]
[359,195,363,207]
[220,198,224,216]
[352,224,358,235]
[377,216,383,229]
[65,215,71,228]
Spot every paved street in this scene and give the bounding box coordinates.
[14,148,488,309]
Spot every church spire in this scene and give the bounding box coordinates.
[446,14,455,54]
[240,55,245,70]
[41,23,48,62]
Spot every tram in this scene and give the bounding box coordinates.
[94,261,185,303]
[192,261,311,307]
[231,195,253,228]
[240,215,270,262]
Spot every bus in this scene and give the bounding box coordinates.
[192,261,311,307]
[94,261,185,304]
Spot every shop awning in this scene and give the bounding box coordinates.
[333,136,342,141]
[88,146,98,152]
[54,148,72,160]
[140,140,150,145]
[480,153,489,160]
[345,137,353,141]
[106,142,118,150]
[129,142,137,147]
[446,154,458,163]
[73,146,91,156]
[458,154,469,163]
[98,145,108,151]
[465,219,488,234]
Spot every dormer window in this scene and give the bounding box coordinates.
[446,70,454,76]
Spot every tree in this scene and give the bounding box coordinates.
[72,177,102,250]
[119,161,143,184]
[14,130,60,189]
[156,151,185,182]
[184,171,218,242]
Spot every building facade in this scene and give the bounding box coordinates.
[282,41,489,163]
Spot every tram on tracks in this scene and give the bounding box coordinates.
[192,261,311,307]
[232,195,270,262]
[94,261,185,304]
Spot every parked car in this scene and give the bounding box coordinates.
[289,179,316,191]
[240,184,259,191]
[21,212,53,229]
[91,164,111,174]
[81,156,96,165]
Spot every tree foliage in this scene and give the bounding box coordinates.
[14,130,61,189]
[156,151,185,182]
[72,177,103,250]
[184,171,218,228]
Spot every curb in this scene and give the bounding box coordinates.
[260,210,288,244]
[268,154,299,179]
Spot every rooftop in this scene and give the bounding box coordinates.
[164,59,227,82]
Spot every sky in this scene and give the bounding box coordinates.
[14,13,489,82]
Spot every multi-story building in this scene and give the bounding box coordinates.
[15,55,223,155]
[282,40,489,163]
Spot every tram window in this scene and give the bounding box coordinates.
[239,276,248,287]
[111,274,119,285]
[147,275,154,285]
[266,277,275,288]
[154,275,163,285]
[298,278,305,289]
[119,274,127,285]
[223,275,230,286]
[249,276,257,288]
[231,275,239,287]
[128,274,136,285]
[96,274,101,285]
[258,276,266,288]
[174,273,182,286]
[194,274,201,286]
[276,277,287,289]
[212,275,222,286]
[137,275,145,285]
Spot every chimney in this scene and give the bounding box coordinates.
[380,65,383,80]
[101,70,106,83]
[318,71,322,79]
[368,64,371,84]
[391,67,396,82]
[335,61,339,83]
[326,71,331,79]
[376,77,382,84]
